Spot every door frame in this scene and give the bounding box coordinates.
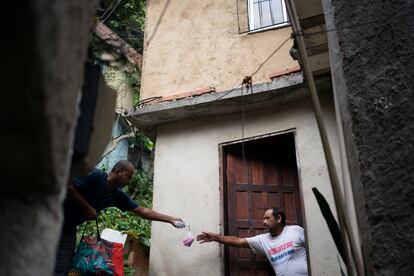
[218,128,311,275]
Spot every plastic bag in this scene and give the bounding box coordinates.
[182,223,194,247]
[70,219,124,276]
[71,237,124,275]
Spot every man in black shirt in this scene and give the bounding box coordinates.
[55,160,184,275]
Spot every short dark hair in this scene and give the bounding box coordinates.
[111,160,133,172]
[270,207,286,225]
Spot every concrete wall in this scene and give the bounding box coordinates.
[149,94,343,276]
[0,1,98,275]
[325,0,414,274]
[141,0,297,99]
[103,66,134,113]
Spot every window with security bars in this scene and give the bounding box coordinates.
[248,0,289,31]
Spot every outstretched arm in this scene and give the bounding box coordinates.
[196,231,249,248]
[131,206,185,228]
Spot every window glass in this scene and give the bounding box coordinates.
[253,3,260,28]
[270,0,284,23]
[261,1,272,27]
[249,0,288,31]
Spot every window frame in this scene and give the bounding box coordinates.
[247,0,290,32]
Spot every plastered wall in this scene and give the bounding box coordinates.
[0,0,98,274]
[149,94,344,275]
[141,0,297,99]
[103,67,134,113]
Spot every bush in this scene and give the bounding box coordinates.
[76,170,153,247]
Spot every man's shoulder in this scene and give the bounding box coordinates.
[112,188,134,202]
[284,225,304,236]
[87,169,108,183]
[249,232,271,241]
[286,225,304,230]
[73,168,107,188]
[90,168,107,177]
[78,168,107,181]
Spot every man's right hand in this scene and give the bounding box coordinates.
[84,206,97,220]
[171,218,186,228]
[196,231,219,243]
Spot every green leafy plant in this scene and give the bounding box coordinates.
[80,1,151,271]
[133,132,154,152]
[123,254,136,276]
[98,0,146,53]
[90,0,146,106]
[76,170,153,248]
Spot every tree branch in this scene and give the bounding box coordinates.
[100,132,135,160]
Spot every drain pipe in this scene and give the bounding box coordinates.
[283,0,362,275]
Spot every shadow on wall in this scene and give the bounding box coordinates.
[0,1,100,275]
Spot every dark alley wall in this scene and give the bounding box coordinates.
[327,0,414,274]
[0,1,98,275]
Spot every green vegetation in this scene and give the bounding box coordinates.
[98,0,146,53]
[82,0,153,247]
[80,0,154,246]
[78,1,152,273]
[76,170,153,246]
[76,170,153,273]
[133,131,154,151]
[92,0,147,105]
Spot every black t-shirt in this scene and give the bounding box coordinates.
[63,169,139,232]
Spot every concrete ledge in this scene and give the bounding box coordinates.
[126,73,331,131]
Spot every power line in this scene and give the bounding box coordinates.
[209,6,414,106]
[97,0,119,12]
[146,0,171,44]
[131,35,293,118]
[297,5,414,37]
[196,35,292,103]
[250,36,291,77]
[101,0,122,23]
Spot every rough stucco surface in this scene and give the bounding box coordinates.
[142,0,297,99]
[331,0,414,274]
[0,1,97,275]
[149,95,342,276]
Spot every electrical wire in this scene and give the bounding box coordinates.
[135,35,290,107]
[146,0,172,44]
[200,5,413,111]
[97,0,120,20]
[234,3,413,37]
[130,34,293,123]
[101,0,122,23]
[105,2,413,117]
[250,36,291,77]
[296,5,414,37]
[105,1,292,112]
[97,0,119,12]
[240,82,249,184]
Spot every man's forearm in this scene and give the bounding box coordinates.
[215,235,248,247]
[197,231,249,247]
[132,206,175,224]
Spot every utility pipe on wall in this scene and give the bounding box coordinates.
[283,0,363,275]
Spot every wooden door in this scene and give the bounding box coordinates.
[223,133,303,275]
